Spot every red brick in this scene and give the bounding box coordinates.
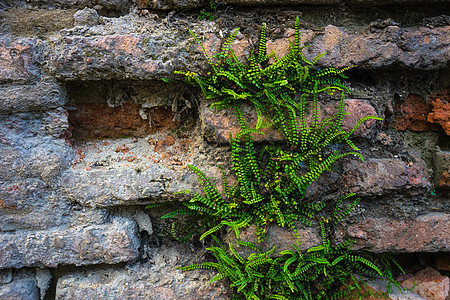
[427,91,450,135]
[338,213,450,253]
[69,102,177,140]
[399,267,449,300]
[394,94,439,132]
[342,158,430,196]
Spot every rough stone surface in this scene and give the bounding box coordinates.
[42,19,450,81]
[398,267,450,300]
[0,278,39,300]
[62,166,193,207]
[0,40,40,83]
[141,0,447,9]
[232,213,450,256]
[35,268,52,300]
[342,158,430,196]
[0,81,65,113]
[202,99,379,143]
[0,270,12,284]
[225,223,321,258]
[60,134,226,208]
[434,149,450,188]
[394,94,440,132]
[338,213,450,252]
[55,244,229,300]
[0,218,139,269]
[0,1,449,298]
[44,32,180,80]
[427,94,450,135]
[362,278,426,300]
[73,8,100,27]
[69,102,177,140]
[11,0,131,11]
[0,114,74,182]
[0,178,69,231]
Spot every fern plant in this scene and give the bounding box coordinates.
[147,18,404,300]
[180,211,404,300]
[158,17,381,242]
[198,0,217,21]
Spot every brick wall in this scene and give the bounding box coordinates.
[0,1,449,299]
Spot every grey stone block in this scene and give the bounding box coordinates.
[42,19,450,81]
[0,270,12,284]
[0,178,70,231]
[0,138,74,182]
[56,245,229,300]
[0,217,139,269]
[74,8,100,27]
[0,113,74,182]
[0,81,65,113]
[61,165,193,207]
[0,278,39,300]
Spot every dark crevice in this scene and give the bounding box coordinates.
[43,268,57,300]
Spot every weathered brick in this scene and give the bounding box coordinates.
[45,34,176,80]
[201,99,378,143]
[342,158,430,196]
[265,25,450,70]
[360,277,426,300]
[427,90,450,135]
[55,245,229,300]
[321,25,449,69]
[43,23,450,81]
[394,94,440,132]
[398,267,450,300]
[394,92,450,134]
[0,218,139,269]
[68,102,177,140]
[338,213,450,252]
[231,213,449,256]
